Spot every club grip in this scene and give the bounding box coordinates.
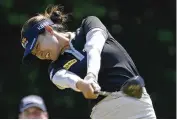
[94,91,111,96]
[94,91,99,94]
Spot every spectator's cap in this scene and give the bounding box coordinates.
[19,95,47,112]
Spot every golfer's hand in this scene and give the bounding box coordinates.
[76,79,100,99]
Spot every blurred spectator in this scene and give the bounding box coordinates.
[18,95,48,119]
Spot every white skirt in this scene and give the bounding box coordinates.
[90,87,156,119]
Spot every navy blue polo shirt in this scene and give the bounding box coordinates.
[48,16,141,92]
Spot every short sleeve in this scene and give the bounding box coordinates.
[82,16,107,35]
[48,61,63,80]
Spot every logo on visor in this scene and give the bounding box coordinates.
[37,21,51,30]
[22,37,28,48]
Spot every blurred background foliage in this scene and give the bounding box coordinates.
[0,0,175,118]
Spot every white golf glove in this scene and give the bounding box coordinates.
[84,73,101,92]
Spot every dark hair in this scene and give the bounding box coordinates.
[21,4,69,39]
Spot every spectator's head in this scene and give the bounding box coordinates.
[19,95,48,119]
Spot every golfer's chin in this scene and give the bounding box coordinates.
[50,54,60,61]
[50,48,63,61]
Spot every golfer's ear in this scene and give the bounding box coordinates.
[45,26,54,35]
[44,112,49,118]
[18,113,23,119]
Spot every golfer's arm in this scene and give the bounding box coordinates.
[84,28,107,79]
[50,69,81,92]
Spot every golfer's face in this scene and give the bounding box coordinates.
[20,107,48,119]
[32,30,61,61]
